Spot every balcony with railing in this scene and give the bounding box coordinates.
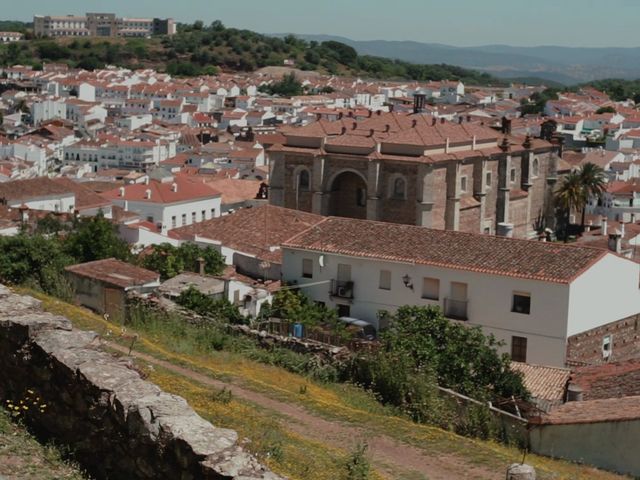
[330,280,354,300]
[444,297,468,321]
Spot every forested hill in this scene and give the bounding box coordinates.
[0,20,502,85]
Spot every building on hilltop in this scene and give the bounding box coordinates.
[268,104,560,239]
[33,13,176,38]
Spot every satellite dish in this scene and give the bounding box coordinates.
[318,254,325,268]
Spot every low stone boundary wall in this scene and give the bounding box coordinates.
[0,285,282,480]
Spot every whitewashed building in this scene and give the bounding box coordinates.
[102,176,221,235]
[281,217,640,367]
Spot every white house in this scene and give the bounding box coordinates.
[281,217,640,368]
[0,177,75,213]
[102,176,221,235]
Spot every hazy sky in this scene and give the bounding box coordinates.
[11,0,640,47]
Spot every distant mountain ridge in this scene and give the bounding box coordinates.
[275,34,640,85]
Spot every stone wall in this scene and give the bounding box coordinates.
[0,285,282,480]
[566,313,640,366]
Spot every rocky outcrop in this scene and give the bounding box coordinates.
[0,285,282,480]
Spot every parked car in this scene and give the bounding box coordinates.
[338,317,377,341]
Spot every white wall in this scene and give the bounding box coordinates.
[567,253,640,336]
[282,248,573,367]
[110,196,221,234]
[8,193,75,213]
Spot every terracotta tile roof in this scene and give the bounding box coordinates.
[282,217,608,284]
[511,362,569,406]
[65,258,159,289]
[531,395,640,425]
[201,178,261,205]
[101,177,220,204]
[172,205,324,263]
[51,177,110,210]
[0,177,75,202]
[571,359,640,401]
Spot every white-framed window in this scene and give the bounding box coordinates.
[512,292,531,315]
[485,171,492,187]
[181,213,187,226]
[460,176,468,193]
[379,270,391,290]
[171,216,176,228]
[422,277,440,300]
[302,258,313,278]
[510,168,517,183]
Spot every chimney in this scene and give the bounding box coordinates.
[621,221,625,238]
[472,135,476,150]
[171,182,178,193]
[118,186,125,197]
[608,231,622,254]
[431,117,437,126]
[601,217,608,236]
[445,137,450,154]
[197,257,205,275]
[384,124,390,133]
[341,126,347,135]
[632,213,637,224]
[144,177,149,185]
[145,189,152,200]
[412,119,418,128]
[413,93,426,114]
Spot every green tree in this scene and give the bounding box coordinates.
[176,286,244,323]
[0,234,73,297]
[578,162,607,231]
[64,213,131,263]
[141,243,224,280]
[596,106,616,114]
[259,72,303,96]
[555,171,587,242]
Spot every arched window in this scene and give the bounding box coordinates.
[532,158,540,177]
[390,176,406,199]
[298,169,310,191]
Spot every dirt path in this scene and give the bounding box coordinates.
[105,341,500,480]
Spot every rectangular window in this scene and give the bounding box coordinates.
[510,168,516,183]
[511,336,528,363]
[337,263,351,282]
[602,334,612,359]
[485,171,492,187]
[422,277,440,300]
[460,176,467,193]
[191,212,196,223]
[302,258,313,278]
[181,213,187,226]
[201,210,206,221]
[512,293,531,315]
[379,270,391,290]
[337,304,351,317]
[211,208,216,218]
[171,216,176,228]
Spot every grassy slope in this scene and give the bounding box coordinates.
[0,408,87,480]
[19,288,630,480]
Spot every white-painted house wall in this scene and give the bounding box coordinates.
[566,253,640,336]
[282,248,638,367]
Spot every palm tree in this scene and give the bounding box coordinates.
[578,162,607,231]
[556,171,587,242]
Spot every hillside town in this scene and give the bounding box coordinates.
[1,9,640,480]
